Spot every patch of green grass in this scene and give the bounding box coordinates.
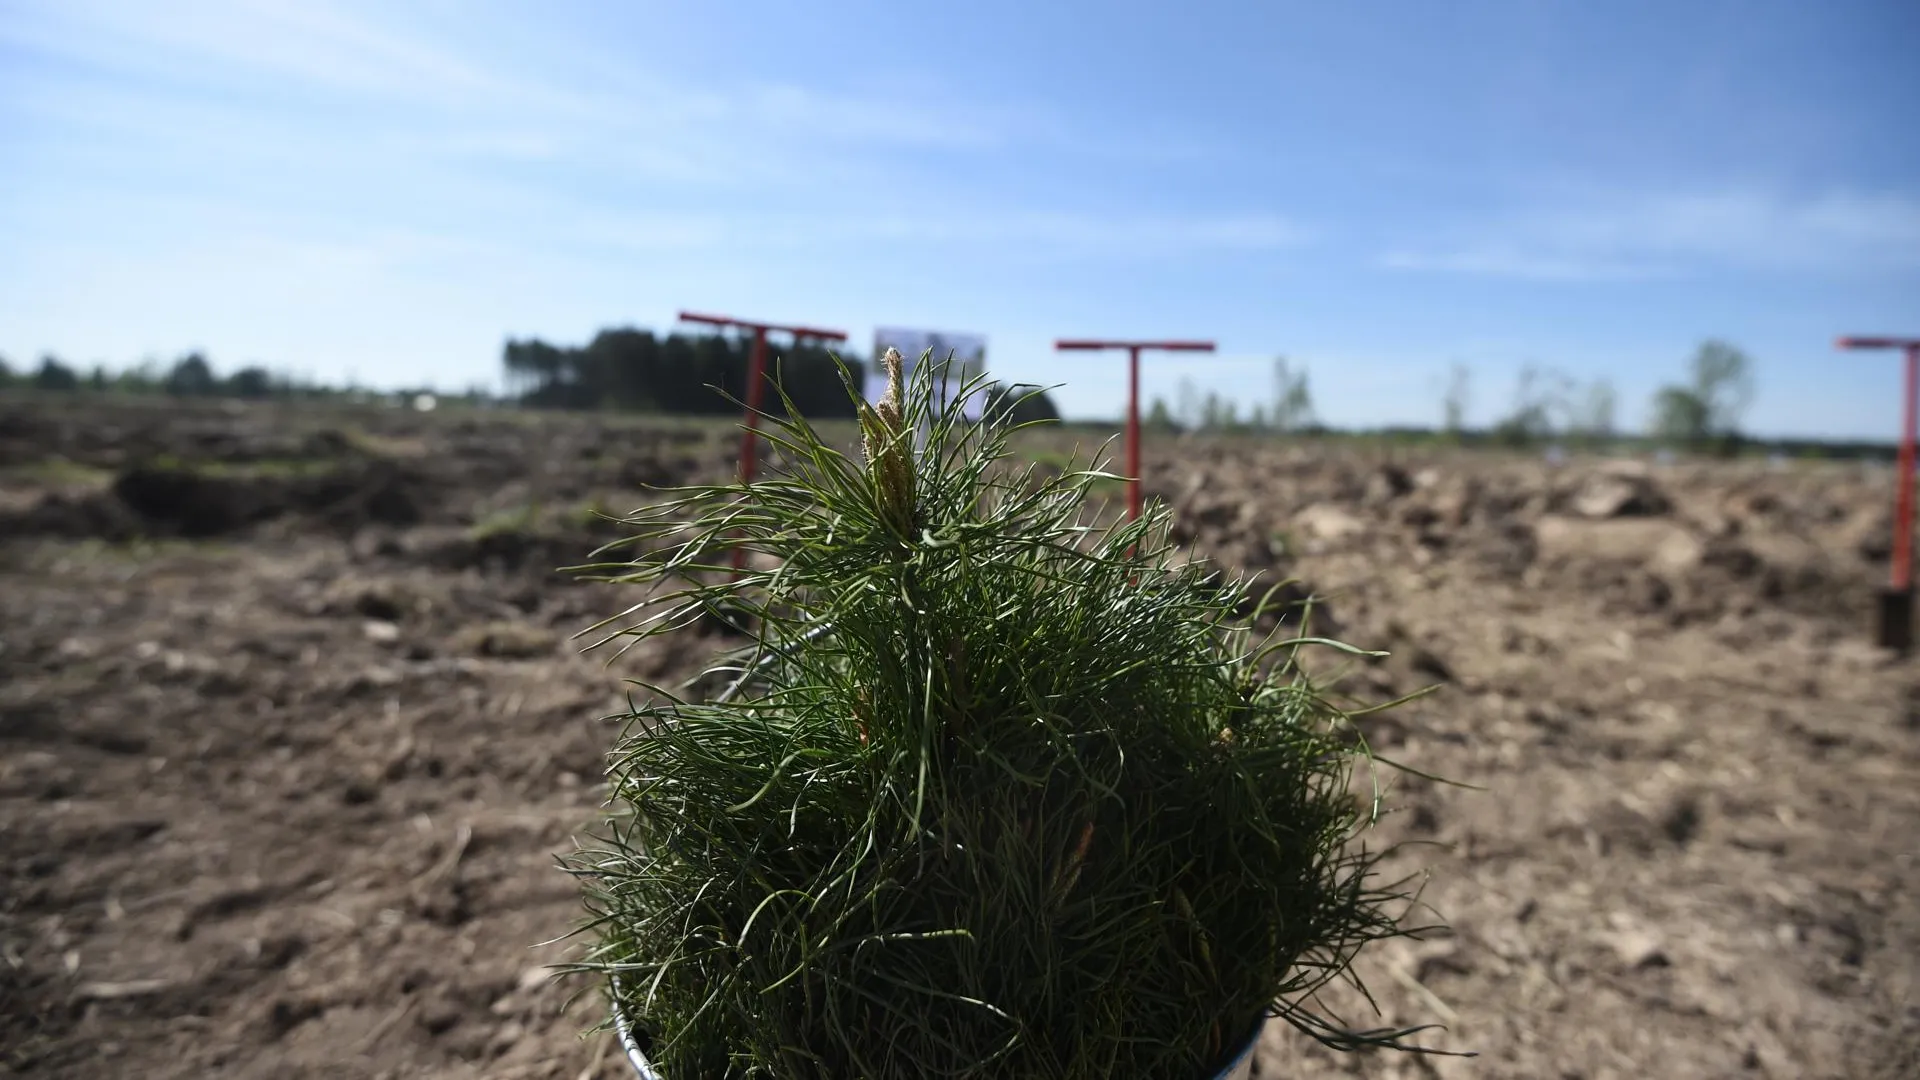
[1,457,114,487]
[1024,447,1077,471]
[138,453,344,479]
[19,535,233,574]
[470,501,542,539]
[332,426,431,459]
[471,496,639,539]
[567,497,631,531]
[1016,444,1131,502]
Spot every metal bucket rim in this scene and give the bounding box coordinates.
[609,978,1263,1080]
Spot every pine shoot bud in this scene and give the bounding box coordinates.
[861,347,916,535]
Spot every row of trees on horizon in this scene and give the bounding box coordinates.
[504,328,858,417]
[501,327,1062,427]
[1145,339,1777,456]
[0,351,483,404]
[0,329,1065,428]
[0,335,1893,459]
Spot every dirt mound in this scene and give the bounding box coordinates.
[110,466,291,537]
[288,459,429,531]
[1528,501,1876,626]
[0,490,145,542]
[0,460,430,541]
[2,460,433,540]
[398,524,619,576]
[1560,468,1672,518]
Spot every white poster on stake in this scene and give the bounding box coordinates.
[869,327,988,421]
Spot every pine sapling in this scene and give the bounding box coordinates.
[559,349,1454,1079]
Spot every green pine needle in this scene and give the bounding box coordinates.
[557,351,1453,1079]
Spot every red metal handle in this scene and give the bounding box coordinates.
[1836,335,1920,594]
[1055,339,1215,353]
[678,310,849,581]
[679,310,848,342]
[1053,338,1218,527]
[1838,336,1920,351]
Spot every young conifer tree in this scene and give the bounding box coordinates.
[561,349,1448,1079]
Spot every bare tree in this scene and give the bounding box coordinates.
[1494,365,1575,447]
[1650,339,1756,452]
[1176,377,1200,430]
[1570,379,1617,445]
[1442,363,1471,437]
[1650,386,1710,446]
[1199,390,1238,432]
[1272,357,1316,432]
[1692,339,1756,435]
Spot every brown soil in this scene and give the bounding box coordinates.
[2,397,1915,1080]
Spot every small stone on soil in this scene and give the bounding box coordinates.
[1604,927,1670,969]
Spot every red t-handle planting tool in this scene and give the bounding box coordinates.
[1053,339,1216,524]
[1837,335,1920,652]
[679,311,848,575]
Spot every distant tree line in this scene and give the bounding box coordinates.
[0,334,1054,426]
[981,382,1062,427]
[503,327,1060,424]
[1479,365,1620,450]
[1144,357,1324,435]
[1123,338,1883,461]
[0,351,366,400]
[503,328,864,418]
[2,335,1887,460]
[0,351,505,411]
[1463,338,1753,455]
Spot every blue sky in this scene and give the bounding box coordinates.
[2,0,1915,438]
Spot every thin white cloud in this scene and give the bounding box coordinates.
[2,0,1221,182]
[734,83,1012,152]
[1377,249,1672,282]
[578,210,1313,260]
[1381,189,1920,280]
[1548,190,1920,268]
[859,212,1313,255]
[0,0,1095,201]
[0,0,518,106]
